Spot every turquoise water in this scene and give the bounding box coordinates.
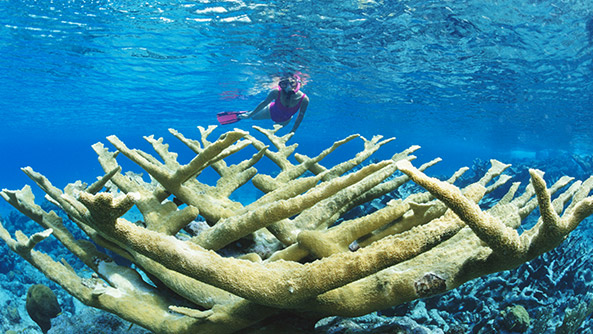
[0,0,592,196]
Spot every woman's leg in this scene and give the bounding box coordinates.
[249,104,271,120]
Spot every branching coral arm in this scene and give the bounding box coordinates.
[75,191,463,308]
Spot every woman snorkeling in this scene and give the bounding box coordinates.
[238,73,309,133]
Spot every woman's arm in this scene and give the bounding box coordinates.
[290,95,309,133]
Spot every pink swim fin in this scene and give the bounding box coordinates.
[217,111,247,125]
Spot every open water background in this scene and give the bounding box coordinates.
[0,0,592,207]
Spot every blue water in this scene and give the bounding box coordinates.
[0,0,592,200]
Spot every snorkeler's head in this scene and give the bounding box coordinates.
[279,73,302,93]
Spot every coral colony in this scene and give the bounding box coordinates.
[1,125,592,333]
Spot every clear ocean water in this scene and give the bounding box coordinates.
[1,1,593,332]
[1,0,591,200]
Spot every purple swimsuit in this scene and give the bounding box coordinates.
[269,92,306,123]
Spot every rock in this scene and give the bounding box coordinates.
[500,305,530,332]
[25,284,61,333]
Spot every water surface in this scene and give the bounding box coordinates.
[0,0,592,200]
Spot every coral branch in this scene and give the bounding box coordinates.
[1,126,591,333]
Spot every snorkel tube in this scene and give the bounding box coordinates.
[292,74,302,92]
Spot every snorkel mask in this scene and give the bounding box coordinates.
[279,75,302,93]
